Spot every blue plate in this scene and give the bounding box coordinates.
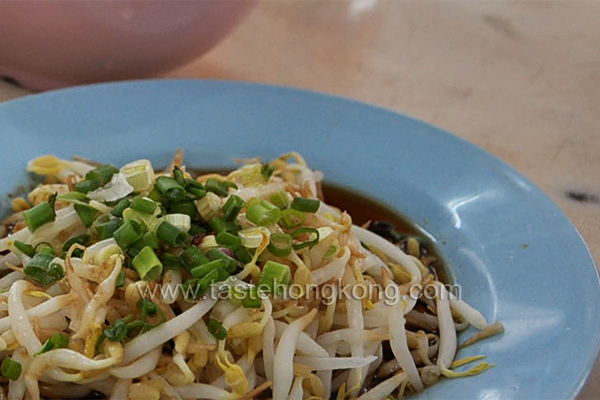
[0,80,598,399]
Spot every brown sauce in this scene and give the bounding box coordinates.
[321,183,451,284]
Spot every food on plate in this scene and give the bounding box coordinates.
[0,151,503,399]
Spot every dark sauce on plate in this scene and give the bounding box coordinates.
[322,183,450,284]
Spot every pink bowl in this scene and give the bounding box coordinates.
[0,1,257,90]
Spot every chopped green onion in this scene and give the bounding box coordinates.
[172,167,186,186]
[291,227,320,250]
[116,271,126,288]
[279,209,306,229]
[103,319,128,342]
[111,198,131,218]
[36,333,69,355]
[74,179,100,194]
[234,247,253,264]
[191,258,227,279]
[23,202,55,232]
[132,246,163,281]
[205,178,230,197]
[1,357,21,380]
[222,195,245,222]
[94,217,122,240]
[195,192,222,221]
[169,201,197,218]
[13,241,34,257]
[267,233,292,257]
[120,159,154,191]
[258,261,291,294]
[185,269,225,298]
[161,253,182,270]
[291,197,320,213]
[122,208,156,232]
[207,248,237,273]
[241,287,262,309]
[270,190,290,210]
[127,232,160,257]
[56,191,90,207]
[114,220,144,249]
[148,187,163,203]
[189,224,208,236]
[155,176,186,202]
[246,199,281,226]
[131,197,157,214]
[209,216,228,235]
[181,246,210,271]
[25,253,63,286]
[74,204,98,228]
[222,181,238,190]
[138,298,158,318]
[165,213,191,232]
[216,232,241,249]
[185,179,206,199]
[207,319,228,340]
[86,164,119,187]
[156,221,189,247]
[62,235,91,252]
[35,242,55,255]
[261,163,275,181]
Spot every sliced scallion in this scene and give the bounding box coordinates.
[207,319,228,340]
[62,234,91,252]
[241,287,262,309]
[261,163,275,181]
[86,164,119,187]
[291,227,319,250]
[185,179,206,199]
[94,217,122,240]
[35,333,69,355]
[207,248,237,273]
[270,190,290,210]
[111,198,132,218]
[222,195,244,221]
[23,202,56,232]
[132,246,163,281]
[181,246,210,271]
[267,233,292,257]
[103,319,127,342]
[169,201,197,218]
[155,176,186,202]
[205,178,229,197]
[1,357,21,380]
[113,220,144,249]
[258,261,291,294]
[116,271,126,288]
[13,241,34,258]
[191,258,227,279]
[74,203,98,228]
[279,209,306,229]
[209,216,228,235]
[156,221,189,247]
[291,197,320,213]
[216,232,241,249]
[131,197,157,214]
[246,199,281,226]
[24,253,64,286]
[161,253,182,270]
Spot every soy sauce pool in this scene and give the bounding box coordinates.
[322,183,451,284]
